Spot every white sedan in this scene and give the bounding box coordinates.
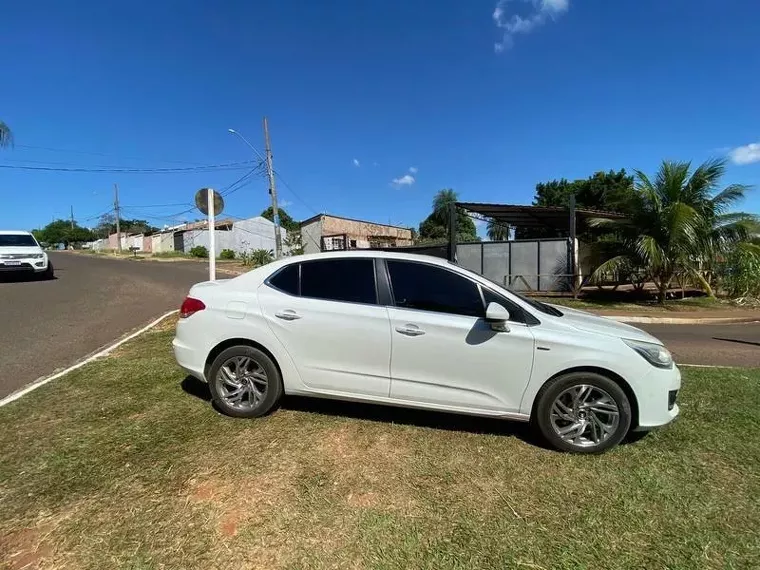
[173,251,680,453]
[0,231,54,279]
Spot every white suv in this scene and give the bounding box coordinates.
[0,231,54,279]
[173,250,680,453]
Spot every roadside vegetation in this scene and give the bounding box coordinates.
[1,323,759,569]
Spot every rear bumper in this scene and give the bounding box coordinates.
[632,364,681,431]
[172,337,206,381]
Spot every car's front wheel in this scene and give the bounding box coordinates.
[207,345,283,418]
[534,372,632,453]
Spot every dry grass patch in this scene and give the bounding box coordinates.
[1,326,759,569]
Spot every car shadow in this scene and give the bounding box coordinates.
[180,375,650,450]
[0,273,58,283]
[181,375,543,447]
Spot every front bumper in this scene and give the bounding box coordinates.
[632,364,681,431]
[0,258,49,273]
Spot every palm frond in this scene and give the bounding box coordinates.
[635,235,667,268]
[588,255,633,284]
[686,158,726,200]
[711,184,752,214]
[666,202,701,246]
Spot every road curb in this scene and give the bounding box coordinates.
[605,315,760,325]
[0,310,179,408]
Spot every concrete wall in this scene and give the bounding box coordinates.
[152,232,174,253]
[180,216,285,256]
[301,218,324,254]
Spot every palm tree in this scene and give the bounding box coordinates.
[487,219,508,241]
[590,159,754,303]
[432,189,458,223]
[0,121,12,148]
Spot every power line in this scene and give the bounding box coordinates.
[272,169,319,215]
[0,160,258,174]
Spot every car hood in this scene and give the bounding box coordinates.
[549,304,661,344]
[0,246,44,256]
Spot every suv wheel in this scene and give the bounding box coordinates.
[207,345,283,418]
[535,372,631,453]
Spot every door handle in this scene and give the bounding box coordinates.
[275,309,301,321]
[395,324,425,337]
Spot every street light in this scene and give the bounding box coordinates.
[228,127,282,258]
[227,128,267,164]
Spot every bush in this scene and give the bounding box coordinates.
[189,245,208,258]
[220,249,236,260]
[718,244,760,298]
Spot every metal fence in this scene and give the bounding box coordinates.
[378,239,573,292]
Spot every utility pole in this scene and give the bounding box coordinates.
[114,183,122,253]
[70,205,74,229]
[263,117,282,259]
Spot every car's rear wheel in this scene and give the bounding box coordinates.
[207,345,283,418]
[535,372,631,453]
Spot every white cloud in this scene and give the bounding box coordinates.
[728,142,760,165]
[353,158,361,167]
[409,166,418,174]
[392,174,415,186]
[493,0,570,52]
[279,199,293,208]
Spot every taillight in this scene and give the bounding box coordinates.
[179,297,206,318]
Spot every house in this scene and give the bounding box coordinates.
[300,214,413,254]
[176,216,285,255]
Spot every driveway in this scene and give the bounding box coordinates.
[0,253,209,398]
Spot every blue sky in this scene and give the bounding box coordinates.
[2,0,760,233]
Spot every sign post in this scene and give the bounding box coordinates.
[208,188,216,281]
[194,188,225,282]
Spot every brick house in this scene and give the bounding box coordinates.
[300,214,413,254]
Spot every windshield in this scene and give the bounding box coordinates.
[0,234,38,247]
[449,261,564,317]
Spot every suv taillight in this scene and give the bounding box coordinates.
[179,297,206,318]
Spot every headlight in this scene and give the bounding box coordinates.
[30,254,45,259]
[623,339,673,369]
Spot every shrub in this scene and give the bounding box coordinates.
[718,244,760,298]
[189,245,208,258]
[250,249,274,266]
[220,249,236,260]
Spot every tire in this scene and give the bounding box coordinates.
[44,262,54,280]
[534,371,632,454]
[207,345,283,418]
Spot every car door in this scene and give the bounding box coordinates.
[257,257,392,397]
[385,260,536,413]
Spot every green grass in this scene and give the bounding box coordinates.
[1,323,759,569]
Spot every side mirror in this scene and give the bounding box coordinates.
[485,302,510,332]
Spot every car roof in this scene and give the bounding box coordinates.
[277,249,453,265]
[0,230,33,235]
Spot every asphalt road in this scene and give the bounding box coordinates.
[639,322,760,369]
[0,253,758,398]
[0,253,208,398]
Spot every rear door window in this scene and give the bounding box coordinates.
[300,259,377,304]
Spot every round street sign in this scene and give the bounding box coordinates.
[195,188,225,216]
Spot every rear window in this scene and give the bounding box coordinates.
[268,263,299,295]
[0,234,37,247]
[301,259,377,304]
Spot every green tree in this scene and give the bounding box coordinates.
[518,169,635,239]
[589,159,756,303]
[95,214,157,236]
[32,220,94,247]
[487,219,509,241]
[0,121,12,148]
[261,206,299,233]
[418,189,478,243]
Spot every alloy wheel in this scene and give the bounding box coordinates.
[549,384,620,448]
[215,355,269,411]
